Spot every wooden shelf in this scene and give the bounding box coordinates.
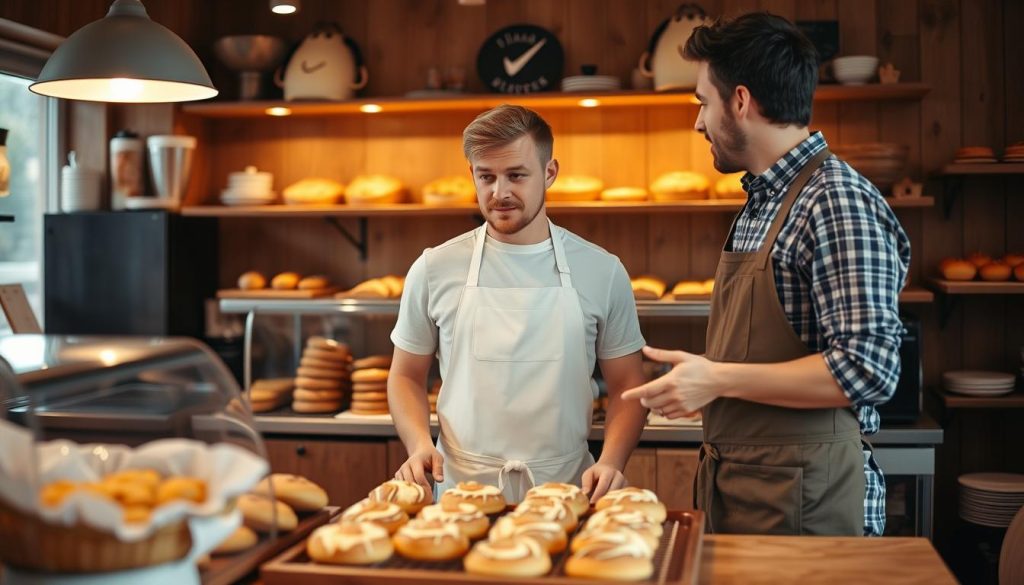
[940,162,1024,175]
[899,286,935,303]
[932,387,1024,409]
[180,196,932,218]
[929,278,1024,294]
[181,83,930,119]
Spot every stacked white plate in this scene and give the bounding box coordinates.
[561,75,620,92]
[221,165,275,206]
[958,473,1024,527]
[942,370,1016,396]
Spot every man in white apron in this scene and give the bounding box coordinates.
[388,105,649,504]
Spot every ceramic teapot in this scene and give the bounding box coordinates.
[277,23,368,100]
[638,4,707,91]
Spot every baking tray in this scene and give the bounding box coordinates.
[201,506,338,585]
[261,510,703,585]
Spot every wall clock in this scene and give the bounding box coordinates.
[477,24,564,94]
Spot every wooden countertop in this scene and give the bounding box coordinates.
[698,535,956,584]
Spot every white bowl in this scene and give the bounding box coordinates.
[833,56,879,85]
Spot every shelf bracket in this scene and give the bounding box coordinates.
[323,217,368,261]
[941,176,961,220]
[938,294,960,329]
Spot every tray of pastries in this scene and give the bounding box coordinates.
[260,480,703,585]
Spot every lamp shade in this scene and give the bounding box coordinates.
[29,0,216,103]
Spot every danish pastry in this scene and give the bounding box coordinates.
[440,481,507,514]
[595,487,666,523]
[393,519,469,561]
[464,536,551,577]
[340,498,409,534]
[417,501,489,539]
[368,479,431,514]
[525,482,590,517]
[307,521,393,565]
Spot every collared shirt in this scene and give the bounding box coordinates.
[731,131,910,536]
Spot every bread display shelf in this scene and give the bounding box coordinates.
[932,388,1024,409]
[181,84,929,119]
[217,288,340,299]
[201,507,338,585]
[928,278,1024,294]
[940,162,1024,175]
[261,510,704,585]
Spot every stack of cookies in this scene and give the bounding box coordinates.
[350,355,392,415]
[293,337,352,414]
[1004,142,1024,163]
[249,378,295,413]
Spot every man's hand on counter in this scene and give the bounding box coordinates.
[620,346,722,418]
[582,460,627,503]
[396,445,444,491]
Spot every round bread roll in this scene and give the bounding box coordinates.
[525,482,590,517]
[423,175,476,205]
[565,528,655,581]
[966,252,992,268]
[595,487,666,523]
[713,172,746,199]
[489,513,567,554]
[417,501,490,540]
[238,271,266,290]
[941,259,977,281]
[393,519,469,561]
[672,280,707,296]
[345,174,406,205]
[156,476,206,505]
[513,496,579,532]
[577,505,664,552]
[212,525,258,555]
[600,187,648,202]
[440,481,507,515]
[271,272,301,290]
[979,261,1012,282]
[368,479,431,514]
[649,171,709,201]
[464,536,551,577]
[341,498,409,534]
[283,177,346,205]
[547,175,604,202]
[238,493,298,533]
[251,474,328,512]
[307,521,393,565]
[631,276,667,300]
[298,275,330,290]
[1003,253,1024,268]
[1015,263,1024,281]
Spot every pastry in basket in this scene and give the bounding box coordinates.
[423,175,476,205]
[650,171,709,201]
[155,476,206,505]
[631,275,666,300]
[547,175,604,202]
[464,535,551,577]
[417,501,489,539]
[251,473,328,512]
[524,482,590,517]
[238,493,298,533]
[211,525,258,555]
[340,498,409,534]
[307,521,394,565]
[345,174,406,205]
[511,496,578,532]
[393,518,470,561]
[440,481,507,514]
[368,479,431,514]
[283,177,346,205]
[489,513,567,554]
[576,505,664,552]
[595,487,667,523]
[565,528,655,581]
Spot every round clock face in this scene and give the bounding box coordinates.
[477,24,564,94]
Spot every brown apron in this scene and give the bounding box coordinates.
[696,148,865,536]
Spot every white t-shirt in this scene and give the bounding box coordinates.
[391,224,646,387]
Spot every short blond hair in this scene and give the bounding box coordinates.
[462,104,553,164]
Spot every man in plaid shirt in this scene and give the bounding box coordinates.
[623,13,908,536]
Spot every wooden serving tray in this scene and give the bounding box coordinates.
[217,288,340,299]
[201,507,338,585]
[261,510,704,585]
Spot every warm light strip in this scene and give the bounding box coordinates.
[578,98,600,108]
[265,106,292,116]
[360,104,383,113]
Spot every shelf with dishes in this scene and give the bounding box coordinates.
[180,83,931,119]
[932,388,1024,409]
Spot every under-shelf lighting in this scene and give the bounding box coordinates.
[360,104,383,113]
[270,0,299,14]
[578,98,600,108]
[265,106,291,116]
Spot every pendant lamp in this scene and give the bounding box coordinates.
[29,0,216,103]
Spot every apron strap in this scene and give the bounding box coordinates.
[466,225,488,287]
[548,220,573,288]
[755,147,832,270]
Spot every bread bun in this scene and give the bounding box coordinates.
[423,175,476,205]
[524,482,589,517]
[513,496,579,532]
[672,280,707,296]
[238,493,298,533]
[238,271,267,290]
[967,252,992,268]
[417,501,489,540]
[307,521,393,565]
[393,519,469,561]
[283,177,345,205]
[565,528,655,581]
[368,479,431,514]
[941,260,977,281]
[380,274,404,297]
[630,276,667,300]
[212,525,258,555]
[938,257,960,272]
[338,278,390,299]
[440,481,507,515]
[345,174,406,205]
[650,171,709,201]
[595,487,666,523]
[547,175,604,202]
[489,513,567,554]
[600,187,648,202]
[713,172,746,199]
[464,536,551,577]
[577,505,663,552]
[271,272,301,290]
[297,275,330,290]
[251,474,328,512]
[703,278,716,293]
[155,477,206,505]
[979,261,1012,282]
[1002,253,1024,268]
[1015,263,1024,281]
[340,498,409,534]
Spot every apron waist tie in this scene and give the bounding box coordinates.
[498,460,536,493]
[697,443,720,533]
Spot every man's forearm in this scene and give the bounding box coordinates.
[388,375,433,453]
[715,353,852,409]
[600,394,648,470]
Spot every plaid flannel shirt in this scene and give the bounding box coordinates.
[730,132,910,536]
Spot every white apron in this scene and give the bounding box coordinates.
[434,220,596,503]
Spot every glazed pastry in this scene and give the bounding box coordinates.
[488,513,567,554]
[417,501,489,540]
[524,482,590,517]
[595,487,667,523]
[307,521,393,565]
[464,536,551,577]
[565,528,655,581]
[251,474,328,512]
[512,496,578,532]
[393,519,470,561]
[368,479,431,514]
[237,493,298,533]
[440,481,507,514]
[340,498,409,534]
[577,505,664,552]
